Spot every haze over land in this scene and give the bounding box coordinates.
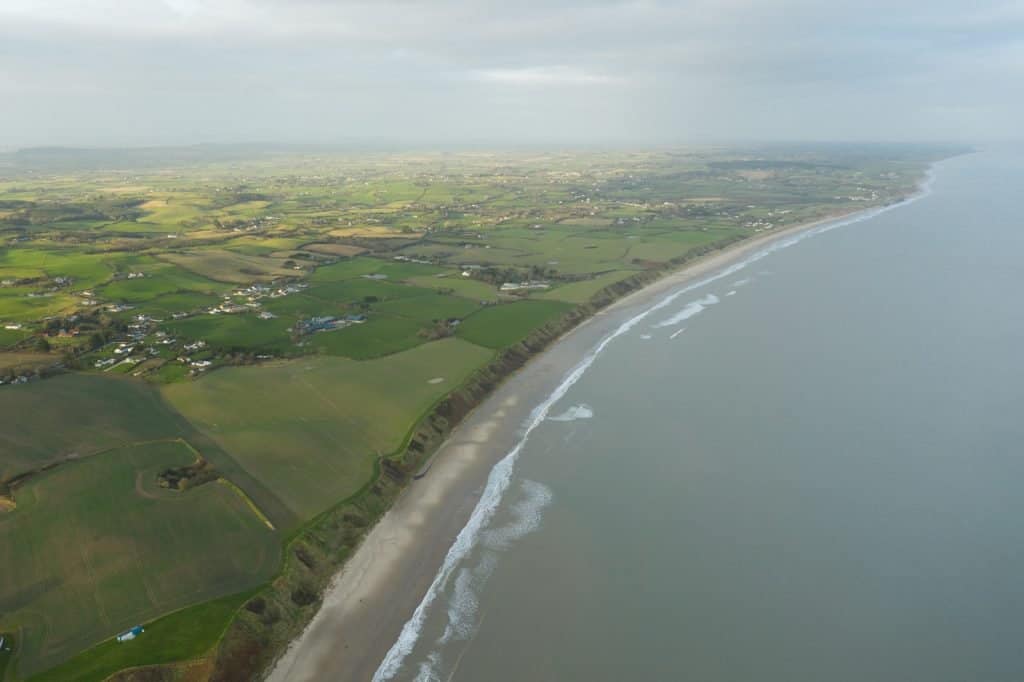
[1,0,1021,148]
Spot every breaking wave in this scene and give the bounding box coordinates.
[653,293,719,328]
[372,171,935,682]
[408,481,552,681]
[549,404,594,422]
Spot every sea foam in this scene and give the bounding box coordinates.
[549,404,594,422]
[653,293,719,328]
[372,171,936,681]
[414,481,552,680]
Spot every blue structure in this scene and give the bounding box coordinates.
[116,625,144,642]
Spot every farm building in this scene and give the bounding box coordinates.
[116,626,144,643]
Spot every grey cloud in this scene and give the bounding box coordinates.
[0,0,1020,147]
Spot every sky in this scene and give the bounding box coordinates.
[0,0,1021,148]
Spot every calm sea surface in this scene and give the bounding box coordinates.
[378,151,1024,682]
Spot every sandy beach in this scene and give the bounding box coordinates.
[264,206,893,682]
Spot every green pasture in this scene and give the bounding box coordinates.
[259,292,335,318]
[623,227,743,264]
[163,338,494,519]
[405,274,499,302]
[0,373,195,480]
[221,235,308,256]
[309,258,442,284]
[373,292,480,323]
[0,441,279,678]
[0,328,28,348]
[97,264,230,303]
[159,250,297,284]
[309,315,425,359]
[162,314,296,353]
[539,270,636,303]
[29,590,254,682]
[0,374,294,531]
[0,289,77,322]
[137,291,222,317]
[303,278,431,305]
[456,300,573,349]
[0,248,122,289]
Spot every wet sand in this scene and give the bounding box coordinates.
[265,208,881,682]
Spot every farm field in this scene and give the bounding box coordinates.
[0,144,947,679]
[456,300,574,349]
[539,270,637,303]
[27,590,255,682]
[0,374,197,480]
[0,441,280,678]
[162,337,495,519]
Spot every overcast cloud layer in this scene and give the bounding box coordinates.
[1,0,1020,147]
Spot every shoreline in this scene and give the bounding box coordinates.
[265,195,925,681]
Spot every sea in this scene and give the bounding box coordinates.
[374,150,1024,682]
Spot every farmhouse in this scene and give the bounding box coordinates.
[499,281,550,292]
[209,302,248,315]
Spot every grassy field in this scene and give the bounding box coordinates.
[0,374,198,480]
[163,338,494,519]
[456,300,573,349]
[0,328,29,348]
[97,265,229,303]
[159,250,299,283]
[539,270,636,303]
[308,258,441,283]
[373,292,480,323]
[163,314,297,353]
[0,353,53,376]
[27,590,254,682]
[308,315,426,359]
[0,441,280,678]
[0,373,296,530]
[405,274,500,302]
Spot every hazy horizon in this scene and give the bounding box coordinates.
[1,0,1021,148]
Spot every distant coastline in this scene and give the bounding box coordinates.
[263,172,937,682]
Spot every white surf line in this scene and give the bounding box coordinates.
[653,293,718,328]
[669,328,685,340]
[372,170,937,681]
